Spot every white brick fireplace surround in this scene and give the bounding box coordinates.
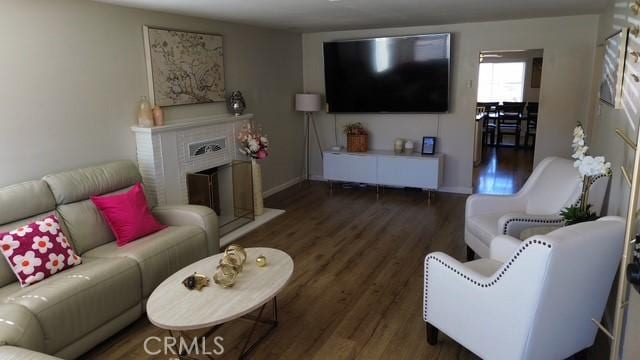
[131,113,252,207]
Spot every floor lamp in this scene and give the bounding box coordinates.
[295,93,323,180]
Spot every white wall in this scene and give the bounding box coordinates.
[589,1,640,358]
[0,0,303,194]
[302,15,599,193]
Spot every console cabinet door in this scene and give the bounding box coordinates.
[377,156,439,189]
[324,153,377,183]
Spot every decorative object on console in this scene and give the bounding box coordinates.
[256,255,267,267]
[394,139,404,154]
[344,122,368,152]
[296,93,323,180]
[137,96,154,128]
[152,105,164,126]
[600,28,629,108]
[238,123,269,216]
[421,137,437,155]
[91,183,167,246]
[143,26,224,106]
[627,235,640,293]
[403,140,414,154]
[561,123,612,225]
[182,272,210,291]
[227,90,247,116]
[0,215,82,287]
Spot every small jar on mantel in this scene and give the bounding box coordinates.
[137,96,154,128]
[152,105,164,127]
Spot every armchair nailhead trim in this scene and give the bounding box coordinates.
[423,239,552,320]
[502,217,565,235]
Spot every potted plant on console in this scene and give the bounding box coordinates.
[344,122,368,152]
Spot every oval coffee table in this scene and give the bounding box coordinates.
[147,247,294,359]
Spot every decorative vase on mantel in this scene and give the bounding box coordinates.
[251,159,264,216]
[137,96,154,128]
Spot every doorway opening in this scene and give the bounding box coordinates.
[472,49,543,195]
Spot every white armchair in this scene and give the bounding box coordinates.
[465,156,610,260]
[423,217,625,360]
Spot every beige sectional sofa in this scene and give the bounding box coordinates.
[0,161,219,359]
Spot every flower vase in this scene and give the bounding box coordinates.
[251,159,264,216]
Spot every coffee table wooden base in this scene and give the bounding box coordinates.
[168,297,278,360]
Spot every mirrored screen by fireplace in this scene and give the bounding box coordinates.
[186,160,254,236]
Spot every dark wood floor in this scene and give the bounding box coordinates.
[83,183,477,359]
[473,146,534,195]
[82,181,607,359]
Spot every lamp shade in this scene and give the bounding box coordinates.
[295,93,321,112]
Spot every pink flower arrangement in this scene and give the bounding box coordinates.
[238,123,269,160]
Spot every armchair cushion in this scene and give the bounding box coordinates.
[489,235,522,263]
[465,213,501,248]
[498,213,565,238]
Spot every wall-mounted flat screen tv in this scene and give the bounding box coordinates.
[323,33,451,113]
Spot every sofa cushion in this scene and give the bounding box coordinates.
[0,346,62,360]
[0,215,81,287]
[0,181,57,288]
[1,257,141,354]
[55,199,115,255]
[466,213,501,247]
[42,160,141,206]
[83,226,207,297]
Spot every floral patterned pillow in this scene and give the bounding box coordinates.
[0,215,81,287]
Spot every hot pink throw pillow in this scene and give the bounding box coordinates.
[91,183,166,247]
[0,215,82,287]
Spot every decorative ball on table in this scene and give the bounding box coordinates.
[213,263,238,288]
[256,255,267,267]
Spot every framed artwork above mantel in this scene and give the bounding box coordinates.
[143,26,225,107]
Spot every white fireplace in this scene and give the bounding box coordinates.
[131,113,252,207]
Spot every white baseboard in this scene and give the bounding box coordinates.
[263,176,304,198]
[306,175,472,195]
[438,186,473,195]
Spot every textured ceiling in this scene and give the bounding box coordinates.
[95,0,608,32]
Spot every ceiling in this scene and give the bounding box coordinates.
[95,0,609,32]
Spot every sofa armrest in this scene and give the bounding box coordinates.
[498,213,565,238]
[0,304,45,353]
[489,235,522,263]
[152,205,220,255]
[0,346,61,360]
[465,193,526,218]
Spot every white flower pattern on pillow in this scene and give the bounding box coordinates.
[45,253,65,275]
[0,235,20,257]
[24,272,45,285]
[66,249,81,266]
[32,236,53,254]
[36,218,59,235]
[13,251,42,275]
[10,226,33,237]
[55,234,70,249]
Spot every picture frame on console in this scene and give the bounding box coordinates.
[422,137,437,155]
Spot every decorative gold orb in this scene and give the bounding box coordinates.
[256,255,267,267]
[213,263,238,288]
[219,254,243,273]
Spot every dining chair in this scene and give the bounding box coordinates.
[497,102,525,147]
[525,102,539,148]
[477,102,499,145]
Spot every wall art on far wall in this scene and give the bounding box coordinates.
[143,26,225,107]
[600,28,629,109]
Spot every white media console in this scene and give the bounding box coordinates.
[323,149,444,198]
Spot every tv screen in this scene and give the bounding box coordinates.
[323,33,451,113]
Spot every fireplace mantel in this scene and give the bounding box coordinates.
[132,113,252,206]
[131,113,253,134]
